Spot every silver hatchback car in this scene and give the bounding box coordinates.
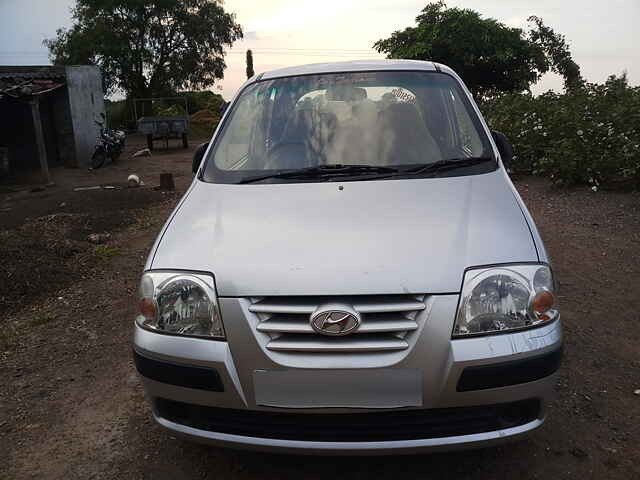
[133,60,562,455]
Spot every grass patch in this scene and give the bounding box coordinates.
[95,245,122,257]
[30,312,57,327]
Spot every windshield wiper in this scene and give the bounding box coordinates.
[237,164,400,184]
[236,158,493,184]
[399,156,494,176]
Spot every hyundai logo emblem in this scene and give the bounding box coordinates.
[310,305,361,336]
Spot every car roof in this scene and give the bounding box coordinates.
[260,59,438,80]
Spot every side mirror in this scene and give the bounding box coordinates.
[193,142,209,174]
[491,131,513,166]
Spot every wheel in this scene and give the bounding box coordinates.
[91,149,106,169]
[182,133,189,149]
[146,135,153,151]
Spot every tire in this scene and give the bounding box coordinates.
[146,134,154,151]
[91,148,106,169]
[182,133,189,149]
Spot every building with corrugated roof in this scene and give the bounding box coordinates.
[0,65,105,183]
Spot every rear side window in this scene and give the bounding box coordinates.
[203,71,493,183]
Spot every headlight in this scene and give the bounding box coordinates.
[137,271,225,339]
[453,264,558,337]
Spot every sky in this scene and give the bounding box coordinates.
[0,0,638,100]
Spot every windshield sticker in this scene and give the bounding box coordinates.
[314,73,380,86]
[391,88,416,103]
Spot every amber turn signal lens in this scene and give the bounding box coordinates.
[532,290,555,320]
[139,297,156,320]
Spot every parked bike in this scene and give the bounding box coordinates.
[91,113,126,169]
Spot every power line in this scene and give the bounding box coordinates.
[1,47,380,55]
[229,47,378,53]
[226,48,381,58]
[0,52,50,56]
[0,48,382,65]
[227,53,381,58]
[227,48,380,56]
[0,53,380,61]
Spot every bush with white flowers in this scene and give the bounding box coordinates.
[480,74,640,189]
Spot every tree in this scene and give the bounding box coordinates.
[527,16,582,91]
[45,0,243,98]
[246,49,255,79]
[373,1,582,98]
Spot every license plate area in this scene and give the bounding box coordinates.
[253,369,422,408]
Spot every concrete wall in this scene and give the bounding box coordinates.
[51,88,76,168]
[66,66,105,168]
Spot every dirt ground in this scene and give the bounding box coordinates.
[1,144,639,479]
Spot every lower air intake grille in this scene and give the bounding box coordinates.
[155,398,541,442]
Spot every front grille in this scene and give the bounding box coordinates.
[155,398,541,442]
[248,295,427,353]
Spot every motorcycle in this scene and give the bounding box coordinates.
[91,113,126,169]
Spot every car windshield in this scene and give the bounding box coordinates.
[202,71,494,183]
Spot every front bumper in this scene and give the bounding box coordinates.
[133,295,562,454]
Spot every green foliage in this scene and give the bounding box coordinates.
[246,49,255,79]
[374,2,581,98]
[181,90,225,115]
[154,104,185,116]
[188,91,224,139]
[45,0,243,98]
[481,74,640,189]
[105,99,129,129]
[106,90,225,130]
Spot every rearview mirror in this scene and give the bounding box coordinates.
[491,131,513,166]
[193,142,209,174]
[326,86,367,101]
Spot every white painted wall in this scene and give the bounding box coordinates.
[66,65,105,167]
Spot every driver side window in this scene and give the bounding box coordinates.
[448,90,484,155]
[214,99,253,170]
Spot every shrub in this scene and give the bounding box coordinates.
[189,108,221,139]
[481,74,640,189]
[105,99,129,129]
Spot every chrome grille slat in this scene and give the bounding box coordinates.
[257,317,418,334]
[249,298,425,315]
[266,335,409,352]
[249,304,316,315]
[248,295,426,353]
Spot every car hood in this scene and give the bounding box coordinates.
[151,171,537,296]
